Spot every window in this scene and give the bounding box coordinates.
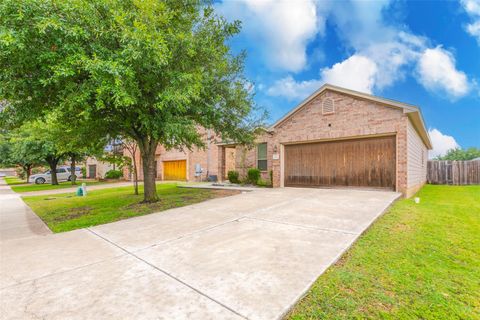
[257,143,267,171]
[56,168,66,173]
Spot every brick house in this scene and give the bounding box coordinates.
[126,84,432,197]
[124,128,219,183]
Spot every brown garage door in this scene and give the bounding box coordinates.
[284,136,396,189]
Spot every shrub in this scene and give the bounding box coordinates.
[247,168,261,185]
[105,169,123,179]
[81,167,86,178]
[256,179,270,187]
[227,170,240,184]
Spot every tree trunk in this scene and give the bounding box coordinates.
[133,159,139,195]
[23,164,32,183]
[46,156,59,185]
[70,155,77,185]
[138,138,158,202]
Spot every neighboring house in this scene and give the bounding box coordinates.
[84,157,115,179]
[126,84,432,197]
[0,168,16,177]
[124,128,219,182]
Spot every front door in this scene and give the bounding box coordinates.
[88,165,97,179]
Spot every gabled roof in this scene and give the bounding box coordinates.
[269,84,432,149]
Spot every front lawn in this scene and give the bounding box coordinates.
[4,176,27,185]
[288,185,480,319]
[23,184,239,232]
[11,180,112,193]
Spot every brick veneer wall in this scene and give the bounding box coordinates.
[238,89,410,195]
[123,129,218,182]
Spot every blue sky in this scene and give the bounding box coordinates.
[216,0,480,158]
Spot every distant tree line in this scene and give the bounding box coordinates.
[435,147,480,161]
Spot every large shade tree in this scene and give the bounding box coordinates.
[0,0,262,202]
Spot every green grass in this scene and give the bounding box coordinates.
[23,184,238,233]
[4,176,27,185]
[11,180,112,193]
[288,185,480,320]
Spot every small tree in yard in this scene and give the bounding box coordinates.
[17,120,66,185]
[0,0,263,202]
[0,130,44,182]
[55,121,108,185]
[122,139,139,195]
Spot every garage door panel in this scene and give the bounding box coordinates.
[285,136,395,189]
[163,160,187,180]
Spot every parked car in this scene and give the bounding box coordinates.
[28,166,79,184]
[66,166,82,176]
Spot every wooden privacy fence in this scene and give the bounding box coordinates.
[427,160,480,185]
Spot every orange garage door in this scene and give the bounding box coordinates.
[163,160,187,180]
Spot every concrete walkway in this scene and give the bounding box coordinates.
[0,178,51,242]
[1,187,400,319]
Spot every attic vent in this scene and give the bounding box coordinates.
[322,98,334,114]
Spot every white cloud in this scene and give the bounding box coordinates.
[428,128,460,159]
[267,55,377,100]
[219,0,472,100]
[467,21,480,42]
[320,55,378,93]
[462,0,480,43]
[267,75,321,100]
[416,47,470,98]
[463,0,480,15]
[326,1,442,94]
[217,0,324,72]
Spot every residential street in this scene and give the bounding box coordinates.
[0,180,399,319]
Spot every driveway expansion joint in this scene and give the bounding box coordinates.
[243,216,360,236]
[145,216,246,249]
[86,228,250,320]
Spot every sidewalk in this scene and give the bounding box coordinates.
[0,178,51,242]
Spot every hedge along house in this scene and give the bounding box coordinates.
[218,84,432,198]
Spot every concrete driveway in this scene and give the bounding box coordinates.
[0,187,400,320]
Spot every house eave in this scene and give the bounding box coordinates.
[268,83,432,149]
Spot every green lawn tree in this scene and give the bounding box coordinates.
[0,0,263,202]
[122,138,139,195]
[17,120,66,185]
[10,114,107,185]
[0,130,45,181]
[5,130,45,182]
[54,119,108,185]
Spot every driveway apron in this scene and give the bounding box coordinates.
[1,185,400,320]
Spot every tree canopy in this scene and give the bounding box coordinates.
[0,0,262,201]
